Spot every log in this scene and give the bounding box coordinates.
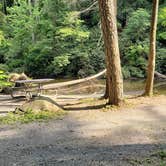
[43,69,106,90]
[42,69,165,91]
[154,71,166,80]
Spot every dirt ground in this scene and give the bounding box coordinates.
[0,94,166,166]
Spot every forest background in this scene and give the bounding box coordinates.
[0,0,165,79]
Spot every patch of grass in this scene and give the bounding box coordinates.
[102,105,119,112]
[152,150,166,160]
[126,156,166,166]
[127,150,166,166]
[79,98,107,107]
[160,161,166,166]
[127,158,143,165]
[158,150,166,159]
[80,98,101,104]
[101,99,136,112]
[0,109,66,125]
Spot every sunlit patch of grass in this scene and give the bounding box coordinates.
[79,97,137,112]
[80,98,107,106]
[101,99,136,112]
[0,109,67,125]
[101,105,119,112]
[79,98,99,103]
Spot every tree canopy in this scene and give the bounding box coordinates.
[0,0,165,78]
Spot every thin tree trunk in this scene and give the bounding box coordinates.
[28,0,35,43]
[98,0,123,105]
[144,0,159,96]
[3,0,7,15]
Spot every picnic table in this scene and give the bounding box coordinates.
[11,79,54,100]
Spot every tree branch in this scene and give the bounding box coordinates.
[79,1,98,14]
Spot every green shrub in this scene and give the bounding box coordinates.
[0,70,12,91]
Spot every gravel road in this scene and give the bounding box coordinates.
[0,95,166,166]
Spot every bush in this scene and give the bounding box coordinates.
[0,70,12,91]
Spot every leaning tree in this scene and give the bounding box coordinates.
[98,0,123,105]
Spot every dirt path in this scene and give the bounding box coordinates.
[0,95,24,116]
[0,95,166,165]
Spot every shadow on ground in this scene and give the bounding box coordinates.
[0,98,166,166]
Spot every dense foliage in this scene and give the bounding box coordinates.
[0,70,12,91]
[0,0,165,78]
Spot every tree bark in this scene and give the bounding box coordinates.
[103,77,109,99]
[103,0,117,99]
[98,0,123,105]
[113,0,117,16]
[144,0,159,96]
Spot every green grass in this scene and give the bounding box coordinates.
[154,150,166,160]
[125,150,166,166]
[0,109,66,125]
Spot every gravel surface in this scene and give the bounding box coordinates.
[0,95,166,166]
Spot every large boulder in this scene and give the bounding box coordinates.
[16,96,63,113]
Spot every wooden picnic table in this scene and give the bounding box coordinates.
[11,79,54,100]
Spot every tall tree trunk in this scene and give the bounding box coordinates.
[103,0,117,99]
[2,0,7,15]
[28,0,35,43]
[144,0,159,96]
[98,0,123,105]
